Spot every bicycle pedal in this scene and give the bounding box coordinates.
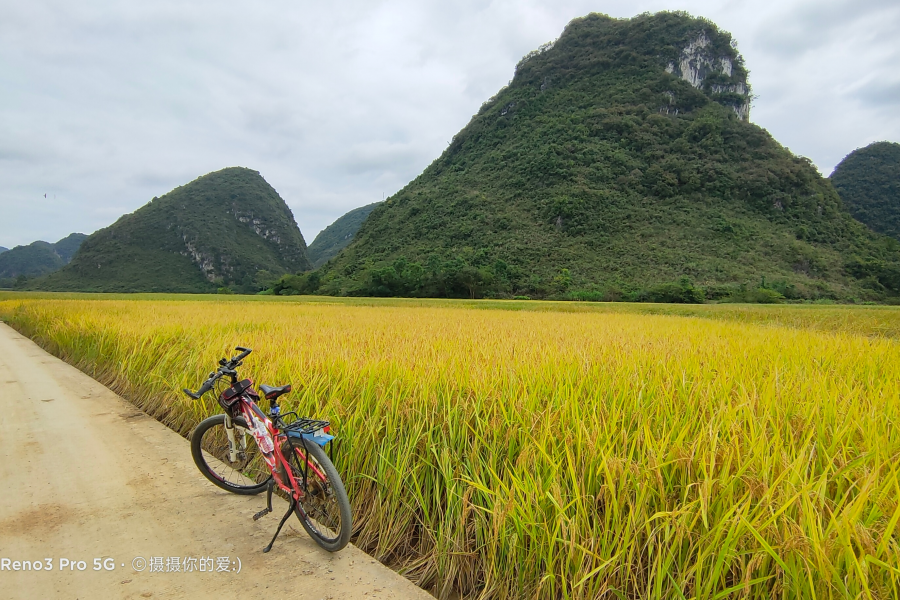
[252,507,272,521]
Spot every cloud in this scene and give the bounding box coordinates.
[338,141,421,176]
[737,0,900,173]
[854,79,900,109]
[755,0,900,58]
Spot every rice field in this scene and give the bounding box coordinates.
[1,293,899,599]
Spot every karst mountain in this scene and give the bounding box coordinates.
[307,202,382,268]
[318,12,900,301]
[830,141,900,242]
[34,168,311,293]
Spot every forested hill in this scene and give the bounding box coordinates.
[830,141,900,241]
[307,202,382,268]
[315,12,900,302]
[0,233,87,283]
[33,167,311,293]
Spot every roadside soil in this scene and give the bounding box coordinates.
[0,323,432,600]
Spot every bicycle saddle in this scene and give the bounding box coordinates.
[259,384,292,399]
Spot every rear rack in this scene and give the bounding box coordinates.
[280,412,330,435]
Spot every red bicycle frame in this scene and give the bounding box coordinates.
[236,390,328,499]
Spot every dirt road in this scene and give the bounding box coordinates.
[0,323,431,600]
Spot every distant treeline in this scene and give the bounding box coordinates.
[263,253,893,304]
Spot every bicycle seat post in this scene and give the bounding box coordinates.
[269,397,280,419]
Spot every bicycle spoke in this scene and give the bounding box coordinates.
[284,443,345,543]
[196,419,269,489]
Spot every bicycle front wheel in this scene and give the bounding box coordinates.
[191,414,272,495]
[282,438,352,552]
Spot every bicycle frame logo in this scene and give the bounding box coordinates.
[232,389,330,500]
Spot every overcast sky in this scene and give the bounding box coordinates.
[1,0,898,248]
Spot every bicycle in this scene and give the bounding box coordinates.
[183,346,351,552]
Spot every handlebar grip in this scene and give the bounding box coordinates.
[183,377,216,400]
[233,347,252,362]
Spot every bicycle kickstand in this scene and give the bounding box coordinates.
[263,496,296,553]
[253,480,275,521]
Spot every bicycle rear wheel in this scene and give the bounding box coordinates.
[281,438,351,551]
[191,414,272,495]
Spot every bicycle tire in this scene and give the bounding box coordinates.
[282,438,352,552]
[191,414,272,495]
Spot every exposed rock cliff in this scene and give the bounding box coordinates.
[665,32,751,120]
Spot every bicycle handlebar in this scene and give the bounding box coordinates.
[182,346,252,399]
[233,346,252,364]
[183,377,215,400]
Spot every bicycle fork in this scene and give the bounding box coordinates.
[223,415,249,462]
[223,416,238,462]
